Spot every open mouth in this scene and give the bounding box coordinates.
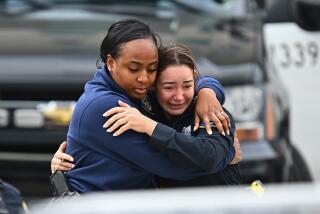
[169,103,185,110]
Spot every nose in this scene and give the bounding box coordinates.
[137,70,148,83]
[173,88,184,101]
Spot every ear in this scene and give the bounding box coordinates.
[106,54,116,73]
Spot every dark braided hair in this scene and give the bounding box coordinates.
[97,19,160,68]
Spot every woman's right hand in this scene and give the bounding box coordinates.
[51,141,75,173]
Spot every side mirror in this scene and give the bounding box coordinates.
[265,0,320,31]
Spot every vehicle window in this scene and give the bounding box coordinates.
[51,0,159,5]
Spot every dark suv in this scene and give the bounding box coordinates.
[0,0,312,197]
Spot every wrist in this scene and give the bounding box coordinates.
[199,88,216,97]
[143,117,157,136]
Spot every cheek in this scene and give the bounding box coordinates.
[157,91,172,106]
[185,89,194,102]
[113,67,125,79]
[149,73,157,84]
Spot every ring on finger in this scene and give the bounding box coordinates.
[217,111,224,117]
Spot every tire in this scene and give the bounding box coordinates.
[287,144,313,182]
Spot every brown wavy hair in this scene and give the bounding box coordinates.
[157,43,199,82]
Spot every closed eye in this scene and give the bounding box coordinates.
[147,68,157,73]
[184,85,193,89]
[163,87,173,90]
[128,67,139,72]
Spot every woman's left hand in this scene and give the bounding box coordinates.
[51,141,74,173]
[103,100,157,136]
[194,88,230,135]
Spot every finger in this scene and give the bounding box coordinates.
[217,114,229,135]
[103,107,126,117]
[223,112,231,128]
[54,151,74,162]
[113,123,131,136]
[53,152,63,161]
[235,137,242,159]
[51,157,74,170]
[106,117,128,133]
[219,110,231,129]
[234,138,240,151]
[230,137,242,164]
[53,165,73,172]
[203,117,213,135]
[211,115,225,136]
[51,165,59,174]
[229,158,237,165]
[103,112,127,128]
[118,100,130,107]
[234,137,239,145]
[60,153,74,162]
[193,114,200,131]
[209,112,225,135]
[52,157,63,165]
[60,161,75,169]
[51,165,55,173]
[58,141,67,151]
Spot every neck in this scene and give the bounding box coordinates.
[164,112,174,120]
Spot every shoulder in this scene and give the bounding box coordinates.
[75,92,137,125]
[85,93,136,115]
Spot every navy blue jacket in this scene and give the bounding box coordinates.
[65,67,226,193]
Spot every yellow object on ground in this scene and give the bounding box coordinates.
[250,180,265,196]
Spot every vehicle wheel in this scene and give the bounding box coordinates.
[287,144,313,182]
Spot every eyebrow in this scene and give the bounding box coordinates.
[129,60,158,66]
[162,80,194,85]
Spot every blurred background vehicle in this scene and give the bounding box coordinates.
[264,0,320,182]
[0,0,317,197]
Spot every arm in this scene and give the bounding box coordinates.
[52,106,241,173]
[80,96,225,180]
[196,75,225,104]
[149,121,235,172]
[104,101,236,172]
[149,108,236,171]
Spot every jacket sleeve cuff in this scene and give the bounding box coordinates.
[149,123,175,150]
[196,75,225,105]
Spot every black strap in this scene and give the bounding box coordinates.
[50,171,79,197]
